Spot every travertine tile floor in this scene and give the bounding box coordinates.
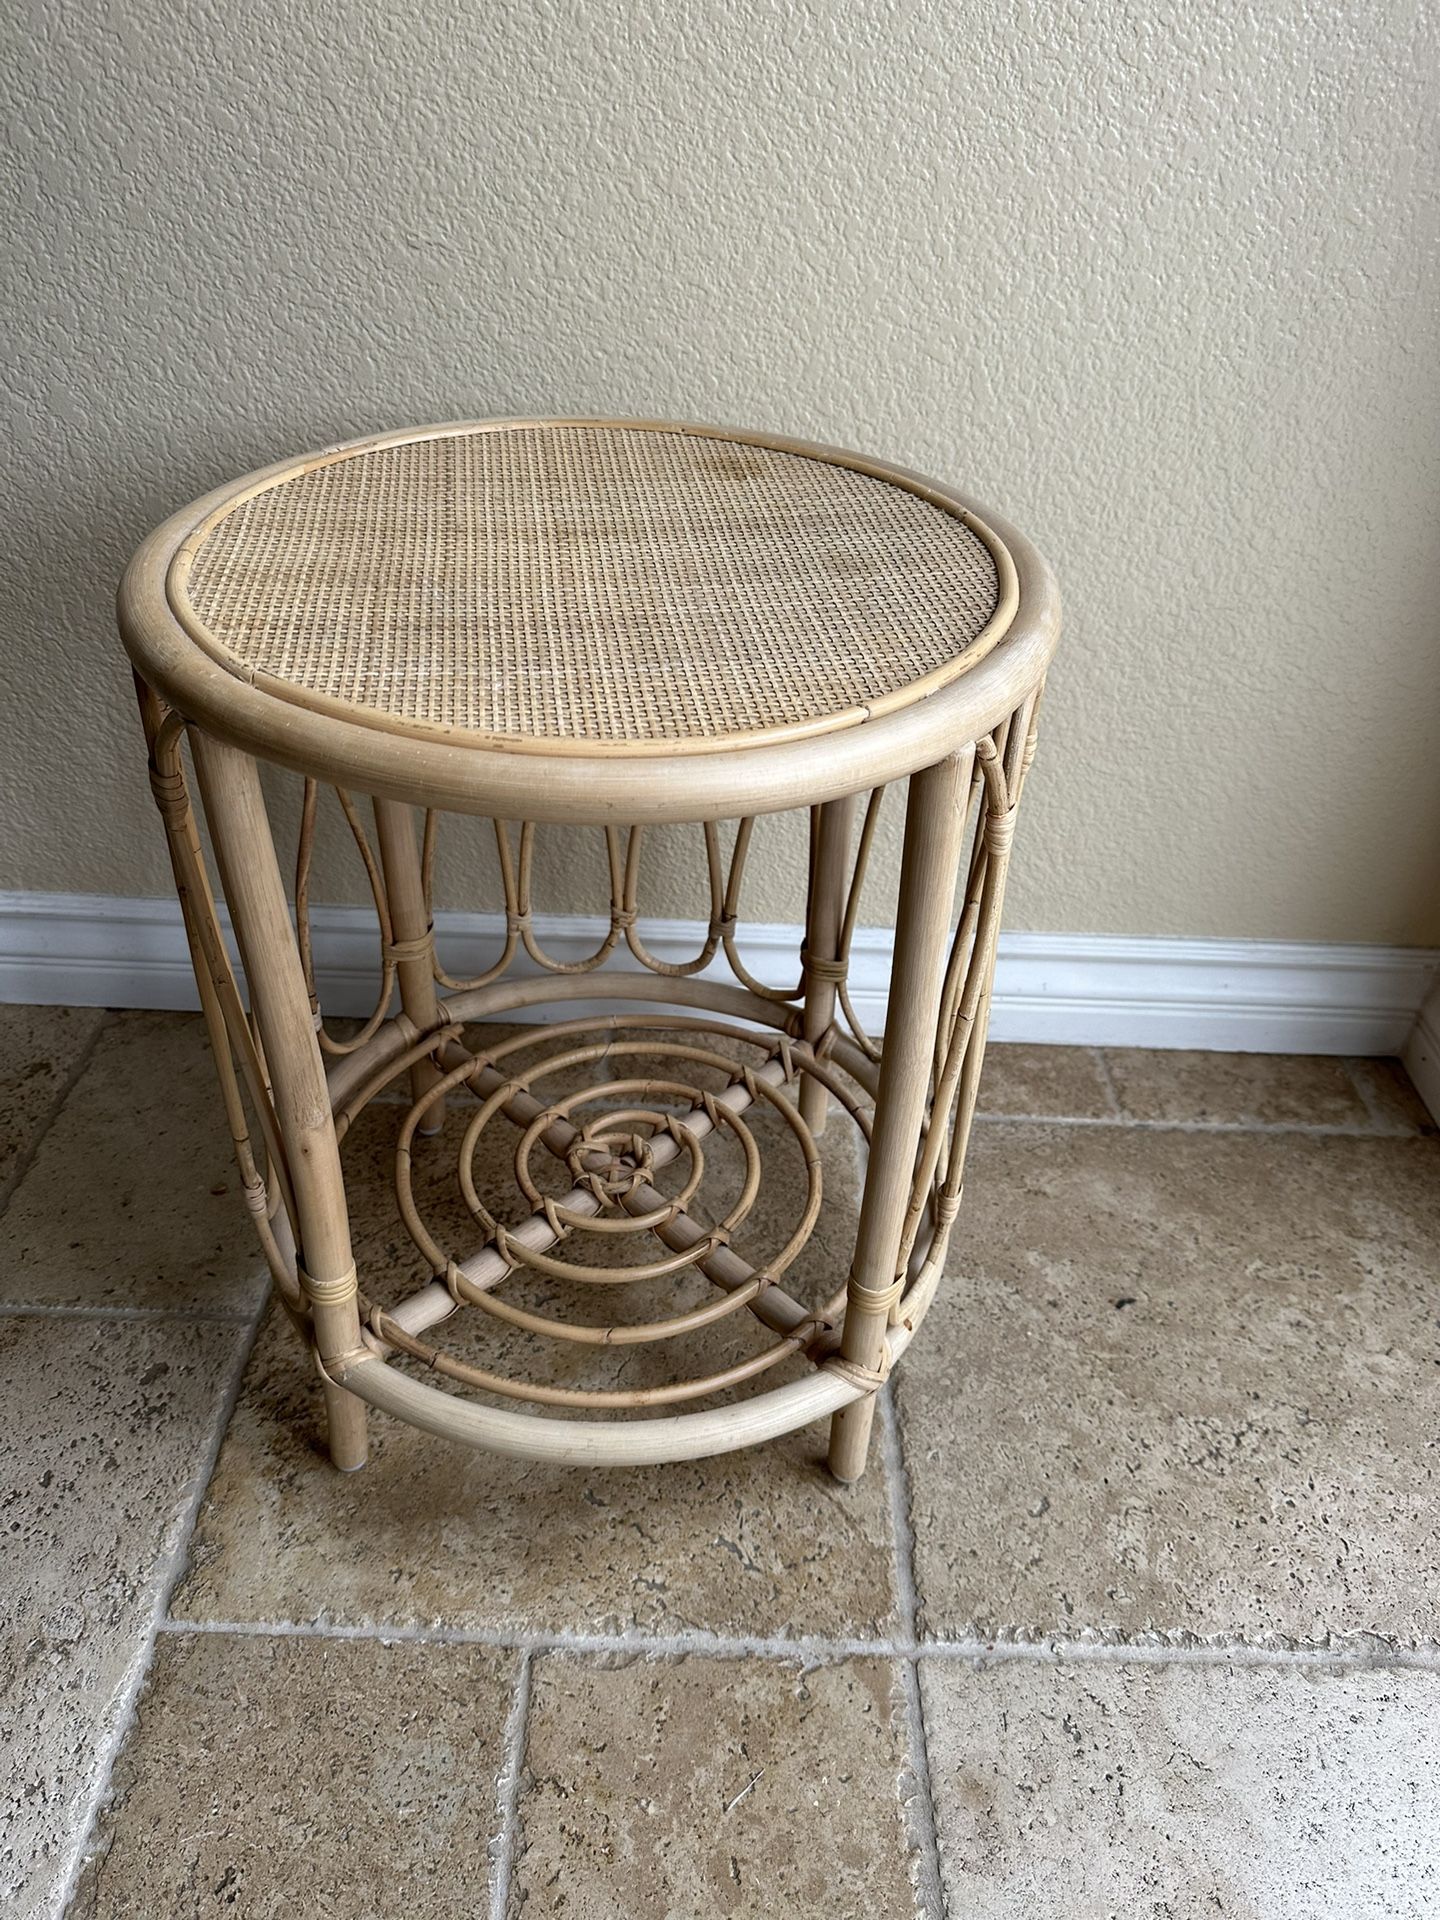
[1,1007,1437,1917]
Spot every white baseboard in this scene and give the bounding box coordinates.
[1402,979,1440,1123]
[0,891,1435,1072]
[986,932,1437,1057]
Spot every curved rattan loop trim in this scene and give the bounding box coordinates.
[620,823,727,975]
[888,692,1042,1283]
[296,782,398,1056]
[719,818,804,1002]
[514,823,626,973]
[421,813,521,990]
[836,786,886,1060]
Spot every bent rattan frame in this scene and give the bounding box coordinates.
[119,419,1058,821]
[120,417,1058,1484]
[171,421,1018,754]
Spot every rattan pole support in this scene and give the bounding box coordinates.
[193,733,369,1470]
[827,749,972,1481]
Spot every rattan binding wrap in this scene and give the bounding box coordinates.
[174,423,1013,753]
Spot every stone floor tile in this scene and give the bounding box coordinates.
[69,1631,515,1918]
[0,1005,106,1197]
[512,1653,914,1919]
[976,1044,1115,1120]
[0,1312,250,1918]
[1345,1056,1438,1135]
[1102,1047,1370,1126]
[0,1013,266,1314]
[922,1658,1440,1919]
[899,1124,1440,1646]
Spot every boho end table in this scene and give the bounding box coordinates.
[119,419,1058,1483]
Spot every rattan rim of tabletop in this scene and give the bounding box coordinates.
[120,418,1061,823]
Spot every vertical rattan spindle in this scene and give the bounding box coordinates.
[801,794,859,1136]
[372,798,446,1133]
[827,750,971,1482]
[192,734,369,1472]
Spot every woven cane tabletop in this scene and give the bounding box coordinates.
[166,421,1018,757]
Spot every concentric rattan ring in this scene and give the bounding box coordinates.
[378,1020,845,1382]
[512,1096,706,1235]
[454,1049,770,1285]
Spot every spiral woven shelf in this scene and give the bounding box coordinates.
[173,421,1013,751]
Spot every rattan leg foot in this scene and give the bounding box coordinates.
[321,1381,370,1472]
[193,734,370,1473]
[827,752,971,1483]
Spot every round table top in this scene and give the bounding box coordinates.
[121,420,1059,821]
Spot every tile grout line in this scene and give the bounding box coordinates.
[154,1613,1440,1673]
[971,1111,1421,1137]
[919,1637,1440,1671]
[158,1614,919,1661]
[0,1009,113,1219]
[488,1648,532,1920]
[0,1301,259,1325]
[878,1388,949,1920]
[50,1308,265,1920]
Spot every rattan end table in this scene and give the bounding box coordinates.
[119,419,1058,1483]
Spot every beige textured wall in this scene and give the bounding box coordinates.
[6,1,1439,941]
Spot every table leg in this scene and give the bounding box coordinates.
[827,750,971,1483]
[192,734,369,1472]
